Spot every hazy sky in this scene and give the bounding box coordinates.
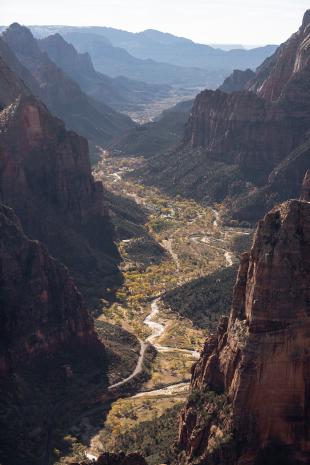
[2,0,309,45]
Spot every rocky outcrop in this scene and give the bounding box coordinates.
[248,10,310,101]
[177,198,310,465]
[219,69,255,93]
[75,452,147,465]
[0,203,100,374]
[0,45,120,304]
[1,23,134,146]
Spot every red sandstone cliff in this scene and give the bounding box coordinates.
[0,203,100,375]
[177,198,310,465]
[0,201,109,464]
[0,52,120,302]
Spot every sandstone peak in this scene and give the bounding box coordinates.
[178,198,310,464]
[2,23,40,56]
[302,9,310,28]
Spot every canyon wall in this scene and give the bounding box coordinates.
[177,196,310,465]
[0,203,100,374]
[1,23,134,147]
[0,49,120,302]
[141,11,310,222]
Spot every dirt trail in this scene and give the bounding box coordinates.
[108,339,148,390]
[144,299,200,358]
[160,238,181,271]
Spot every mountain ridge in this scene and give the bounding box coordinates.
[1,23,134,147]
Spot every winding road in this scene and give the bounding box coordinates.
[144,299,200,359]
[85,296,198,460]
[108,339,148,390]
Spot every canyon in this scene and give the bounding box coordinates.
[1,8,310,465]
[136,10,310,223]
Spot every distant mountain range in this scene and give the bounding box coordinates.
[38,32,172,112]
[30,26,277,70]
[25,26,277,88]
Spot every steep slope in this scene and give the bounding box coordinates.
[38,33,171,111]
[138,10,310,222]
[218,68,255,93]
[1,23,134,146]
[0,49,120,305]
[113,99,194,157]
[0,36,40,98]
[0,202,108,465]
[248,10,310,100]
[177,196,310,465]
[0,203,100,375]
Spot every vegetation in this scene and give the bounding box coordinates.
[188,388,234,454]
[97,404,184,465]
[163,265,239,329]
[70,153,253,465]
[95,320,141,385]
[112,99,194,157]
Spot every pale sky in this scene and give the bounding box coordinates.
[2,0,309,45]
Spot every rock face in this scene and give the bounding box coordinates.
[0,202,108,465]
[0,40,120,303]
[0,203,99,375]
[177,199,310,465]
[1,23,134,146]
[0,51,111,465]
[219,69,255,93]
[141,10,310,222]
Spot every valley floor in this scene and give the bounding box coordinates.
[55,151,252,465]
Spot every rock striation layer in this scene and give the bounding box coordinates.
[177,198,310,465]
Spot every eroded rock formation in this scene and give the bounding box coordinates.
[177,198,310,465]
[0,203,100,375]
[219,69,255,93]
[0,50,120,302]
